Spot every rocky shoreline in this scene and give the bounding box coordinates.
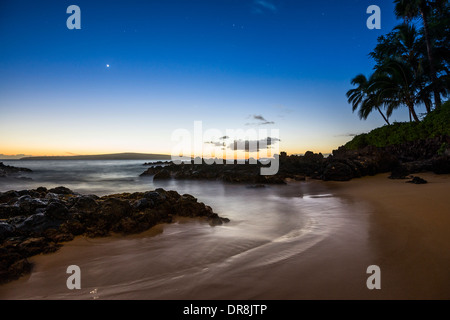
[0,162,32,180]
[0,186,229,284]
[141,136,450,183]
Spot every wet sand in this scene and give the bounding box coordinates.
[327,172,450,299]
[0,173,449,299]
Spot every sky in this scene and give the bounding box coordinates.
[0,0,417,157]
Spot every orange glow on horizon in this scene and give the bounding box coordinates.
[1,145,335,158]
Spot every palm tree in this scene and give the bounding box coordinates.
[370,23,421,68]
[346,74,391,125]
[370,22,437,115]
[372,59,422,122]
[394,23,422,68]
[394,23,436,114]
[394,0,442,107]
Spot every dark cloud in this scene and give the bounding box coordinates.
[334,133,358,137]
[205,141,226,147]
[246,114,275,126]
[228,137,280,152]
[253,115,267,121]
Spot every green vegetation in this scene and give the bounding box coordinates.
[345,100,450,149]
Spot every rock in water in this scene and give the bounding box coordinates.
[153,169,171,180]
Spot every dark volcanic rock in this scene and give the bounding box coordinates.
[0,191,20,204]
[138,136,450,183]
[133,198,150,210]
[48,186,74,195]
[0,162,32,180]
[384,136,447,162]
[153,169,171,180]
[389,165,410,179]
[406,176,428,184]
[322,162,354,181]
[140,166,161,176]
[143,191,166,205]
[303,151,324,162]
[0,186,229,284]
[44,201,70,220]
[432,156,450,174]
[0,222,14,240]
[0,205,20,219]
[1,258,32,283]
[70,195,99,214]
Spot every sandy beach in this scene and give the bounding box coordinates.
[0,172,449,300]
[327,172,450,299]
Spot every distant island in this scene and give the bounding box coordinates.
[19,152,172,161]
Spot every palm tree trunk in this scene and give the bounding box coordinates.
[408,103,420,122]
[376,106,390,125]
[425,100,431,113]
[420,6,442,108]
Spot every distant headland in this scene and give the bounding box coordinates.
[18,153,172,161]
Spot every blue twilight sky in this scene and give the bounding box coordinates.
[0,0,417,156]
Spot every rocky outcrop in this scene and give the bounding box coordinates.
[323,145,400,181]
[140,136,450,183]
[153,169,171,180]
[0,162,32,179]
[0,187,229,284]
[431,156,450,174]
[141,161,287,184]
[143,161,171,166]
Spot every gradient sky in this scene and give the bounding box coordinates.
[0,0,417,157]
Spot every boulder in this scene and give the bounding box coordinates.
[143,191,164,204]
[132,198,151,210]
[432,156,450,174]
[389,165,410,179]
[15,212,59,233]
[48,186,73,195]
[406,176,428,184]
[70,195,99,214]
[322,162,354,181]
[0,222,14,240]
[98,198,132,220]
[139,166,159,176]
[153,169,171,180]
[0,191,20,204]
[3,259,32,284]
[44,201,69,220]
[0,205,20,219]
[19,237,49,256]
